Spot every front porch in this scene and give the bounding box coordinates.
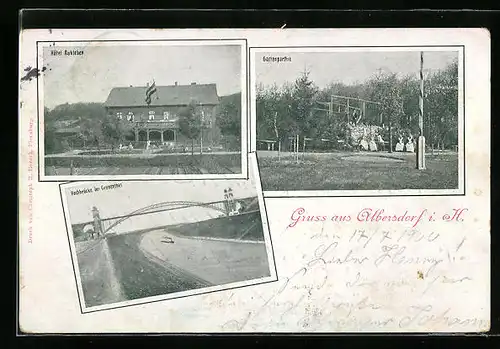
[134,128,178,143]
[127,121,181,144]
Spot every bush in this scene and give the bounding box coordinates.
[220,135,241,151]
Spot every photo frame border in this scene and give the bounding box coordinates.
[58,153,278,314]
[37,38,249,182]
[249,45,466,198]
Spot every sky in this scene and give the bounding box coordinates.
[42,44,242,109]
[255,50,458,89]
[65,175,258,225]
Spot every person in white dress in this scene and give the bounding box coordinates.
[377,134,385,151]
[395,135,405,152]
[360,138,369,151]
[406,135,415,153]
[369,137,378,151]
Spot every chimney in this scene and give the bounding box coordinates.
[191,82,196,85]
[174,81,178,86]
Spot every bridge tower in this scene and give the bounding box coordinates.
[91,206,104,238]
[223,188,236,216]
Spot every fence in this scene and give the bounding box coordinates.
[258,137,458,156]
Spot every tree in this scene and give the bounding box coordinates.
[255,59,458,152]
[216,93,241,150]
[256,82,297,150]
[178,100,202,155]
[80,118,105,149]
[46,102,106,121]
[365,72,405,151]
[425,60,459,148]
[399,74,420,133]
[255,83,274,141]
[44,120,58,154]
[216,92,241,136]
[101,116,134,151]
[290,70,318,138]
[45,102,110,152]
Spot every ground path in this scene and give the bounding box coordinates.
[46,151,241,158]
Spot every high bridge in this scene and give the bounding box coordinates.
[72,194,268,309]
[75,196,260,239]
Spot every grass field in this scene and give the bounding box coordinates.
[257,151,459,191]
[45,152,241,176]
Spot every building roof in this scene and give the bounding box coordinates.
[104,83,220,108]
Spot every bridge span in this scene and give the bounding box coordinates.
[74,196,259,238]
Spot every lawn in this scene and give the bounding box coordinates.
[44,153,242,176]
[257,151,459,191]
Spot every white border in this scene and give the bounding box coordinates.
[59,153,277,314]
[250,45,465,197]
[38,39,248,181]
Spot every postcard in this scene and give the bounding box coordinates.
[19,28,490,333]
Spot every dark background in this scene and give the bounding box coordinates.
[9,7,500,348]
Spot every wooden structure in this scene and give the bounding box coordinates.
[258,139,277,151]
[314,95,382,125]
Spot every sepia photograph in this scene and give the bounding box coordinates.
[60,154,275,313]
[252,47,464,196]
[39,40,247,181]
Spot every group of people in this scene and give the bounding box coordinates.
[395,134,415,153]
[359,134,386,152]
[118,143,134,151]
[145,140,177,150]
[358,133,416,153]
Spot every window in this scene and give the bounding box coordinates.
[148,111,155,120]
[116,112,123,120]
[127,112,134,122]
[163,111,170,120]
